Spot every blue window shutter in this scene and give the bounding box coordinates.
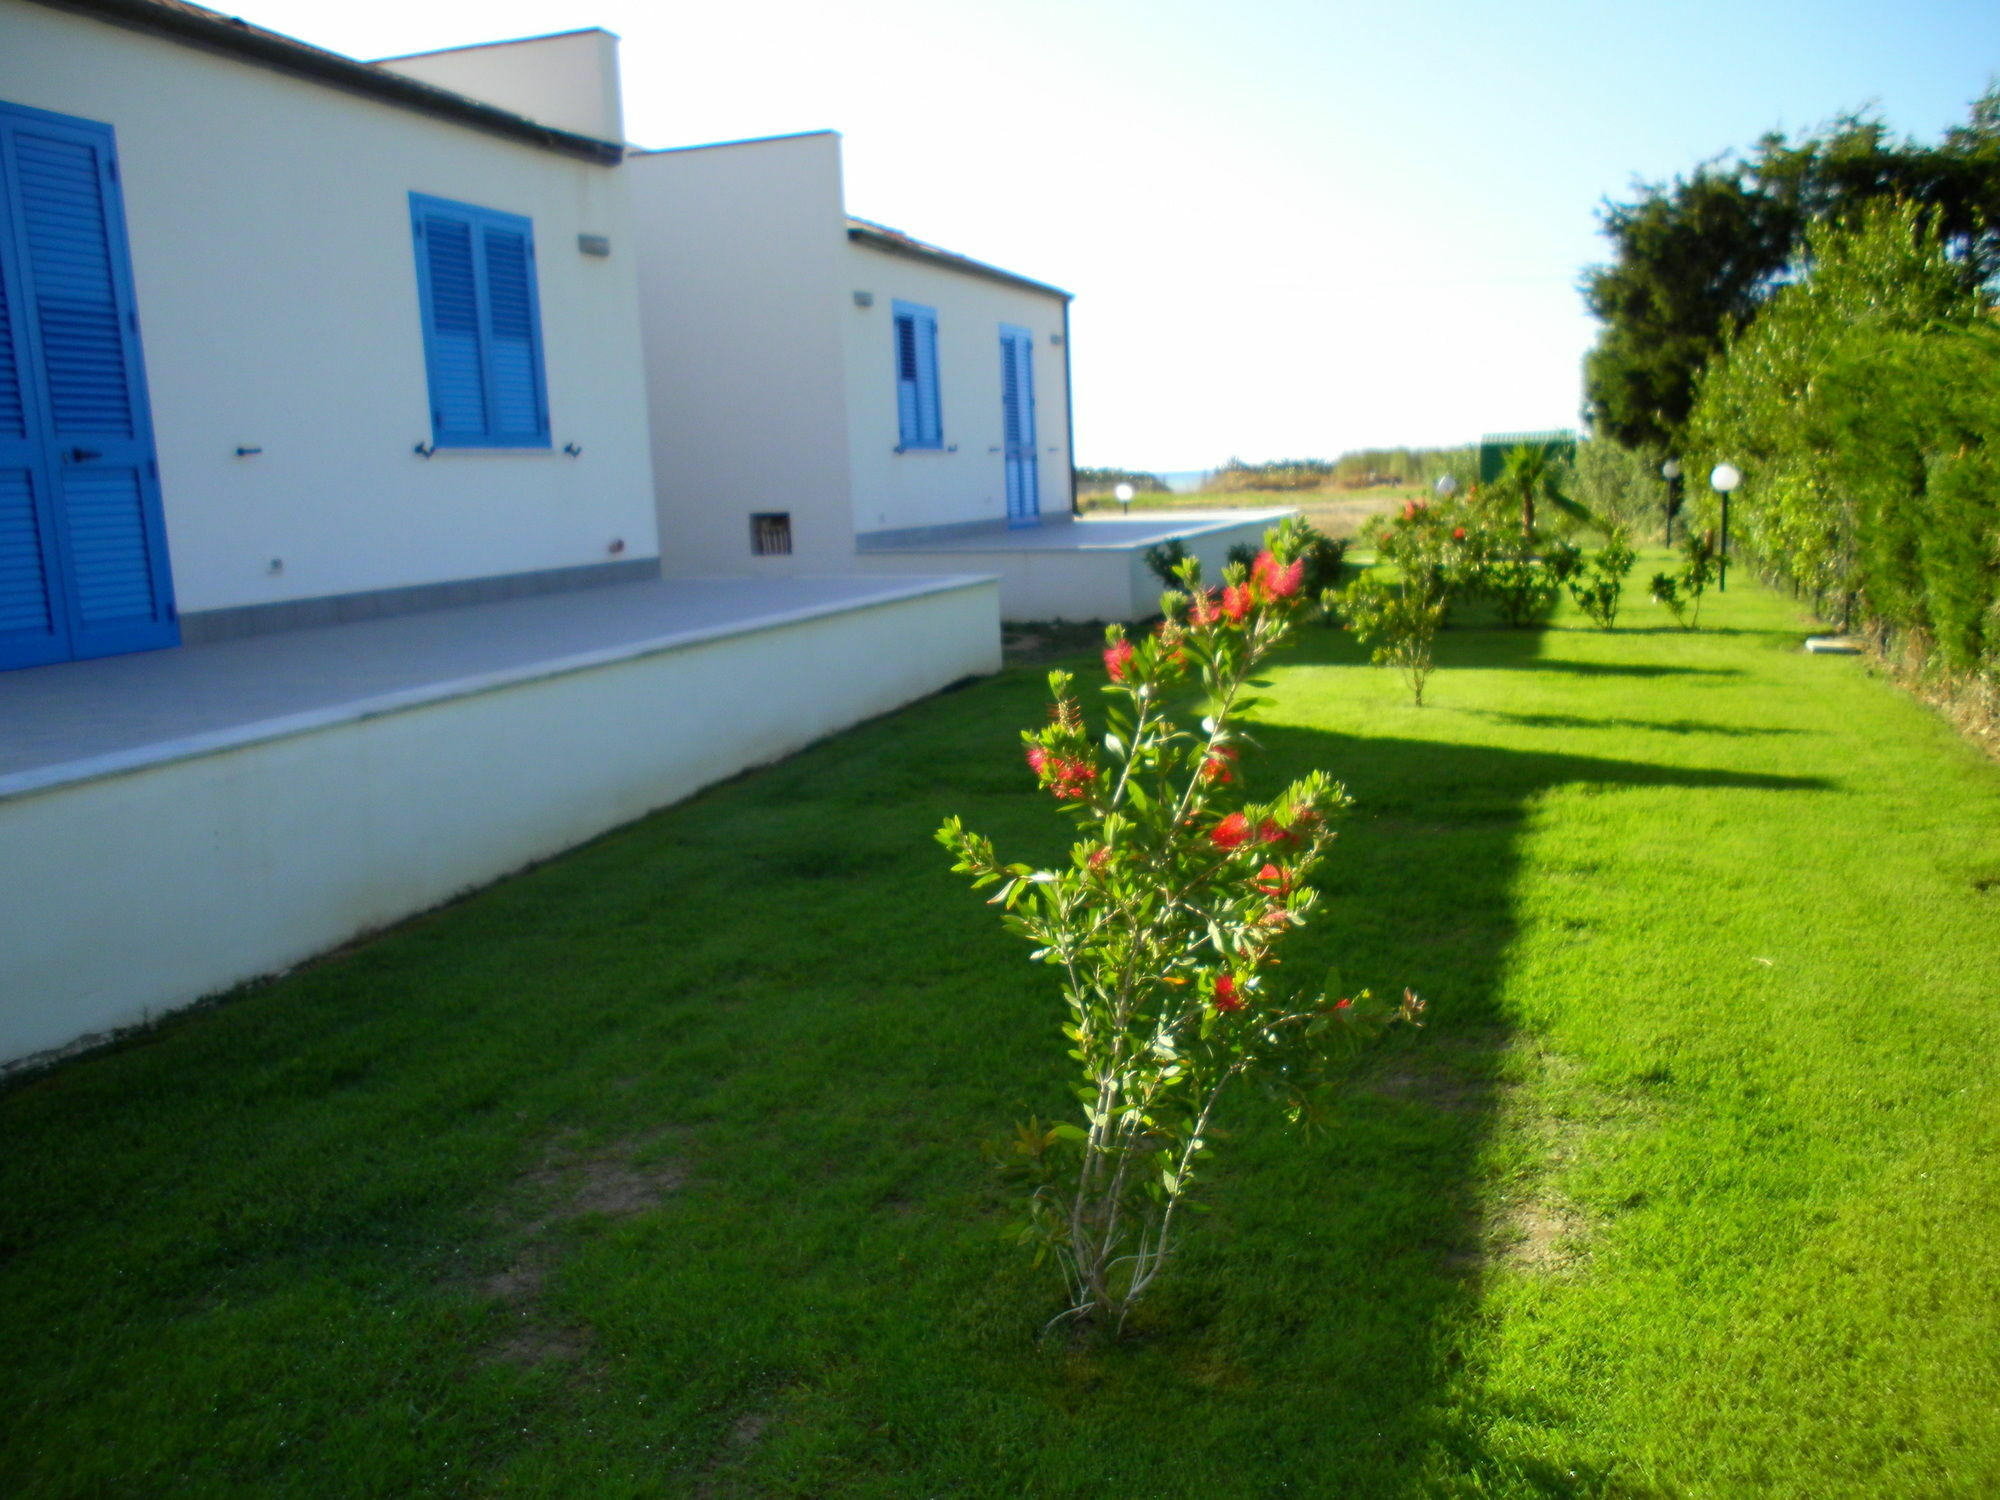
[479,224,546,443]
[891,300,941,449]
[0,147,59,657]
[893,309,920,446]
[417,213,486,439]
[1,100,176,666]
[409,193,549,448]
[914,309,941,446]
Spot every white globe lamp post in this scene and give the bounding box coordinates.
[1433,473,1459,500]
[1114,482,1135,516]
[1710,463,1741,591]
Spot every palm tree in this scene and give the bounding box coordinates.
[1495,443,1569,540]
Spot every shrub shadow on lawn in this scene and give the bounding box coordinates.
[1466,710,1808,738]
[1148,712,1825,1495]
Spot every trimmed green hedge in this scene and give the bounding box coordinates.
[1688,201,2000,678]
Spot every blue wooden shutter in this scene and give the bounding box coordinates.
[417,211,487,440]
[913,308,941,446]
[891,301,940,448]
[479,223,546,443]
[0,101,176,667]
[0,188,57,660]
[410,194,548,448]
[893,308,920,446]
[1000,325,1040,526]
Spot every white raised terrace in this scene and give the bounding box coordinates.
[0,575,999,1067]
[855,510,1296,622]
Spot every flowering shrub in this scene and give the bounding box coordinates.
[939,518,1422,1337]
[1335,500,1453,703]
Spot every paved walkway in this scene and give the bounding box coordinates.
[0,574,987,793]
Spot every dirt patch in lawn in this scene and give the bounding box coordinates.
[470,1131,686,1367]
[1003,620,1114,666]
[693,1406,780,1499]
[1481,1194,1591,1274]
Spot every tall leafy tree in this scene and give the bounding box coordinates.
[1582,91,2000,453]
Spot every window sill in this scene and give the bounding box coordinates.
[418,441,557,458]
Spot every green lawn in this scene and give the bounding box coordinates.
[1078,486,1409,540]
[4,566,1997,1497]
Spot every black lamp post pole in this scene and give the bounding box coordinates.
[1719,491,1729,592]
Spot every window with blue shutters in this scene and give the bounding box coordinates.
[409,193,549,449]
[891,300,941,450]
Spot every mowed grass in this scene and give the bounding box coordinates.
[3,563,1998,1497]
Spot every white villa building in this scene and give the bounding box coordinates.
[630,131,1280,622]
[0,0,1280,1067]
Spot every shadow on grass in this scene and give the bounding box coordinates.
[1035,693,1827,1494]
[1466,709,1809,738]
[1284,620,1740,682]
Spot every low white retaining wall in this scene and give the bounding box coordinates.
[0,579,998,1066]
[855,512,1290,622]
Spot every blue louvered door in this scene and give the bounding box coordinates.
[0,100,176,671]
[999,325,1039,527]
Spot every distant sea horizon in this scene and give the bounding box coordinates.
[1157,470,1209,494]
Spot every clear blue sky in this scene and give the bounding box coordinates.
[230,0,1999,471]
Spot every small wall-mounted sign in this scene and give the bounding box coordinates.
[577,233,611,257]
[234,445,262,457]
[852,290,875,308]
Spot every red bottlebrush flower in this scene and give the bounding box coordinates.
[1028,745,1096,800]
[1103,638,1135,682]
[1048,757,1098,800]
[1222,584,1254,623]
[1087,845,1112,871]
[1452,526,1467,541]
[1209,812,1252,850]
[1256,818,1288,846]
[1253,862,1291,896]
[1260,906,1292,928]
[1214,974,1245,1012]
[1251,551,1304,600]
[1200,744,1238,783]
[1334,996,1353,1011]
[1189,590,1224,628]
[1402,500,1419,521]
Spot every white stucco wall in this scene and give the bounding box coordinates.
[842,240,1073,537]
[0,2,658,615]
[374,29,626,144]
[0,578,1000,1066]
[627,134,855,577]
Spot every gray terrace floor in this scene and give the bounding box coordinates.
[857,509,1293,553]
[0,573,986,795]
